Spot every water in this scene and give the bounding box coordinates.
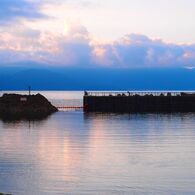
[0,91,195,194]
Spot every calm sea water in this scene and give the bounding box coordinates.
[0,91,195,195]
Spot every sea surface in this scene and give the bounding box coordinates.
[0,91,195,194]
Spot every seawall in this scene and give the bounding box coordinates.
[84,92,195,113]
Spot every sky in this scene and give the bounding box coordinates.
[1,0,195,68]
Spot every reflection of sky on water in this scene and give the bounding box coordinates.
[0,112,195,194]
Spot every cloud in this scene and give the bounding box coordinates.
[92,34,195,68]
[0,23,92,66]
[1,22,195,68]
[184,66,195,70]
[0,0,46,24]
[38,25,92,66]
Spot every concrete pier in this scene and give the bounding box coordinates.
[84,91,195,113]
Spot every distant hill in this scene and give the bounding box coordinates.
[0,65,195,90]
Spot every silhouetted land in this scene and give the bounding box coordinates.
[0,193,11,195]
[84,92,195,113]
[0,93,58,120]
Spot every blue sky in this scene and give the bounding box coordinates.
[0,0,195,68]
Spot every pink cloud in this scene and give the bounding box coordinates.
[1,24,195,68]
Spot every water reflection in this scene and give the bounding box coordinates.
[0,112,195,194]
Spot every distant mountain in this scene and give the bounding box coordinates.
[0,68,78,90]
[0,65,195,90]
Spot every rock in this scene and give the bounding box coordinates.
[0,93,58,120]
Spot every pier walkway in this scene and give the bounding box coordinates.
[84,91,195,113]
[85,91,194,97]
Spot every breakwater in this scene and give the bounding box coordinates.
[84,91,195,113]
[0,93,58,120]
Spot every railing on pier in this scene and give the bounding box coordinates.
[84,91,195,97]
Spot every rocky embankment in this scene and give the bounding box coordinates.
[0,93,58,120]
